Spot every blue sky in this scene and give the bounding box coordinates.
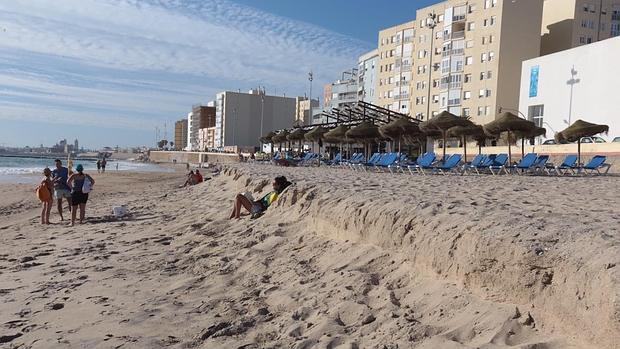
[0,0,435,149]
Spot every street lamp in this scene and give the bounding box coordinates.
[426,12,437,121]
[566,66,580,126]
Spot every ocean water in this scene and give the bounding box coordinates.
[0,156,172,183]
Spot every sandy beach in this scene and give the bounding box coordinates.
[1,164,619,348]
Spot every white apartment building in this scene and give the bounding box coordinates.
[519,36,620,141]
[358,49,379,105]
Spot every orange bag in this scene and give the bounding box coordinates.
[36,182,51,202]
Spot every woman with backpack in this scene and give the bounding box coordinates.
[67,164,95,226]
[36,168,53,224]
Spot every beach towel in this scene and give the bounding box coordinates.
[36,181,52,202]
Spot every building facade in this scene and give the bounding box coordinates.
[174,119,188,151]
[541,0,620,55]
[357,49,379,104]
[187,105,216,150]
[214,90,296,149]
[376,21,416,114]
[519,36,620,141]
[295,96,319,126]
[408,0,544,125]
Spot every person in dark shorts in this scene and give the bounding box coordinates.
[96,160,101,173]
[52,159,72,221]
[67,164,95,226]
[101,158,107,173]
[229,176,291,219]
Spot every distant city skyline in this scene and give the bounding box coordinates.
[0,0,434,148]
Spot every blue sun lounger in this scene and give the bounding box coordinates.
[407,152,436,175]
[488,154,509,175]
[579,155,612,175]
[462,154,486,174]
[545,155,578,175]
[432,154,463,175]
[502,153,537,175]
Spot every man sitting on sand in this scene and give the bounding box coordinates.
[229,176,292,219]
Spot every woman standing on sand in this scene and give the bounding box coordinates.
[67,164,95,226]
[36,168,53,224]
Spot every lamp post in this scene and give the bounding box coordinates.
[260,91,265,152]
[566,66,580,126]
[426,13,437,121]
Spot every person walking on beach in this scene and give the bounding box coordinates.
[101,158,107,173]
[96,160,101,173]
[52,159,72,221]
[36,168,53,224]
[67,164,95,226]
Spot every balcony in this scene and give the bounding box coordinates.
[452,14,466,22]
[612,14,620,21]
[442,48,465,57]
[396,80,410,87]
[393,93,410,101]
[401,64,412,72]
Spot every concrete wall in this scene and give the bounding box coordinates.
[519,36,620,141]
[150,151,239,164]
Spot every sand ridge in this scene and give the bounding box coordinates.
[0,165,618,348]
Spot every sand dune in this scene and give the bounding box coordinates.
[0,165,618,348]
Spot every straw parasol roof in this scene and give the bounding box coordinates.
[555,119,609,164]
[304,125,328,141]
[424,111,472,161]
[484,112,536,136]
[448,123,485,158]
[419,120,442,138]
[287,128,307,141]
[323,125,350,144]
[259,131,276,144]
[379,118,421,140]
[555,119,609,142]
[345,121,381,141]
[484,112,536,164]
[271,130,290,144]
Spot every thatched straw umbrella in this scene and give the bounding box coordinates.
[304,125,328,166]
[272,130,290,152]
[555,119,609,164]
[514,126,546,158]
[287,128,307,153]
[346,121,381,158]
[447,122,484,162]
[379,117,422,154]
[484,112,536,165]
[259,131,276,155]
[324,125,350,158]
[424,111,472,162]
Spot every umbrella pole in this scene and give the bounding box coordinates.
[521,138,525,159]
[508,131,512,165]
[442,130,447,163]
[463,136,467,163]
[578,139,581,165]
[478,141,482,155]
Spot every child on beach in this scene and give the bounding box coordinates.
[36,168,53,224]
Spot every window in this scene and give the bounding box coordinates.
[490,16,496,26]
[483,19,489,27]
[478,106,485,116]
[485,89,492,97]
[528,105,544,128]
[463,108,470,117]
[464,91,471,100]
[489,35,495,43]
[587,37,593,43]
[418,50,427,58]
[489,51,495,61]
[438,14,444,22]
[433,95,439,103]
[465,56,473,65]
[433,79,440,88]
[485,106,491,115]
[482,36,487,45]
[579,36,586,44]
[466,40,474,48]
[464,74,472,83]
[480,72,486,80]
[481,53,487,62]
[468,22,476,31]
[479,89,486,97]
[487,70,493,79]
[469,4,476,13]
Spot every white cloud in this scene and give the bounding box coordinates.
[0,0,370,134]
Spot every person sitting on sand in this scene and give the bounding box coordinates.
[67,164,95,226]
[180,170,196,187]
[229,176,292,219]
[36,168,53,225]
[195,170,204,184]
